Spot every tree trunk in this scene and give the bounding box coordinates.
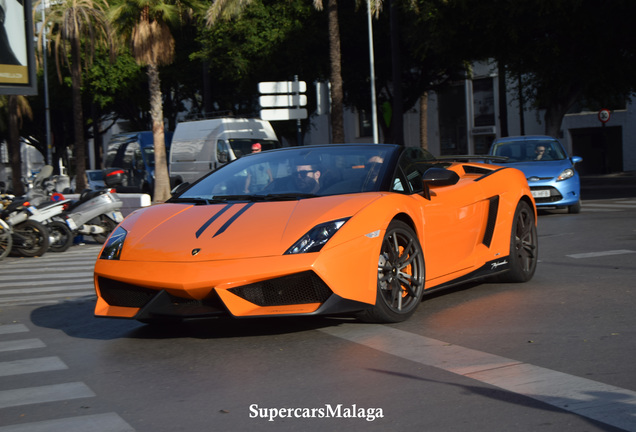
[419,91,428,150]
[389,0,403,146]
[327,0,344,143]
[147,63,171,202]
[71,38,86,192]
[8,96,24,196]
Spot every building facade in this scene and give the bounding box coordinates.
[305,61,636,175]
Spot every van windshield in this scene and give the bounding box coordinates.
[227,139,280,158]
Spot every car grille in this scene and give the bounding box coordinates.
[229,271,332,306]
[530,186,563,203]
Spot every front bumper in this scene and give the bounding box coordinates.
[528,178,580,207]
[94,234,379,320]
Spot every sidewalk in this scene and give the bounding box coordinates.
[580,171,636,199]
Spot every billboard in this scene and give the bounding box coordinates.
[1,0,37,95]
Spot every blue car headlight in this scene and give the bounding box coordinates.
[285,218,350,254]
[557,168,575,181]
[100,226,127,260]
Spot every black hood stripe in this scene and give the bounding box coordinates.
[213,202,255,238]
[195,204,233,238]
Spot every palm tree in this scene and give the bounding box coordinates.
[34,0,114,192]
[206,0,350,143]
[109,0,201,202]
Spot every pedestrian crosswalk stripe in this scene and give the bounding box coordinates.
[0,356,67,377]
[0,382,95,409]
[0,324,29,335]
[0,338,45,353]
[0,413,135,432]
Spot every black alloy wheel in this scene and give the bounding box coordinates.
[502,200,538,282]
[358,220,425,323]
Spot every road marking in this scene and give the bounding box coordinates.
[321,324,636,432]
[0,356,67,377]
[567,249,636,259]
[0,382,95,409]
[0,413,135,432]
[0,324,29,335]
[0,338,45,352]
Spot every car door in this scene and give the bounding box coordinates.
[395,150,489,284]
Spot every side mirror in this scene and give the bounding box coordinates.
[171,182,190,197]
[571,156,582,164]
[421,168,460,200]
[218,151,229,164]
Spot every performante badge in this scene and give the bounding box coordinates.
[192,248,201,256]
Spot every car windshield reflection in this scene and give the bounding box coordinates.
[171,145,395,202]
[491,139,568,162]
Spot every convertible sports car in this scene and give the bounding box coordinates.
[94,144,538,324]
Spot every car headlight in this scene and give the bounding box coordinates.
[557,168,575,181]
[100,226,127,260]
[285,218,350,254]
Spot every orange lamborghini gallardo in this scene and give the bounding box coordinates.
[94,144,537,324]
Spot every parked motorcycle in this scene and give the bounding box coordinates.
[0,195,50,257]
[0,218,13,260]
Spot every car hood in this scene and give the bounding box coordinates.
[498,160,572,180]
[117,195,381,262]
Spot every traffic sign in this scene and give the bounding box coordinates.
[258,81,307,95]
[259,94,307,108]
[260,108,308,121]
[598,108,611,124]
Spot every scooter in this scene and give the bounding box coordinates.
[57,187,124,244]
[0,195,50,257]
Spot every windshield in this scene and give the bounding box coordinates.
[172,145,396,201]
[491,139,567,162]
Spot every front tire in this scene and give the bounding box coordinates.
[568,200,581,214]
[358,220,425,323]
[501,200,538,282]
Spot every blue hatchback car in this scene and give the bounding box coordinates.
[488,135,583,213]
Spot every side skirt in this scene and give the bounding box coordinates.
[424,257,510,295]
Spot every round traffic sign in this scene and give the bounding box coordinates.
[598,108,611,123]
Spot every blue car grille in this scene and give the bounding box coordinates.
[530,186,563,203]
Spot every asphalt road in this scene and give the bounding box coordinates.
[0,197,635,432]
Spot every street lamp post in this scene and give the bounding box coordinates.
[367,0,379,143]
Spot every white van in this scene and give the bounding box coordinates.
[169,117,280,185]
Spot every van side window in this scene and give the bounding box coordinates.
[217,140,230,163]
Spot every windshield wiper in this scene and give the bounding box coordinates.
[258,193,318,201]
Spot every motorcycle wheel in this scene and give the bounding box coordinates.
[0,225,12,260]
[47,221,73,253]
[12,220,50,257]
[91,215,116,244]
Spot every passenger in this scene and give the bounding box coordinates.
[244,143,273,193]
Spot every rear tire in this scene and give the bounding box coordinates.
[500,200,538,282]
[47,221,73,252]
[91,216,117,244]
[358,220,425,323]
[13,220,50,257]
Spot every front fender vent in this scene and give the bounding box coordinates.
[229,271,332,306]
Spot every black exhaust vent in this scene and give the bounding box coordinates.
[482,196,499,247]
[229,271,332,306]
